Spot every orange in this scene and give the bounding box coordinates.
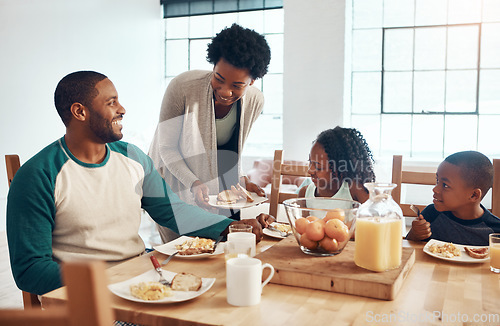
[319,236,339,252]
[295,217,310,234]
[324,209,345,222]
[325,219,349,242]
[305,220,325,241]
[300,233,318,250]
[306,215,319,222]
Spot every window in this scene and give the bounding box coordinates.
[351,0,500,160]
[164,8,284,158]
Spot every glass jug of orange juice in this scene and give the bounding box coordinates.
[354,183,403,272]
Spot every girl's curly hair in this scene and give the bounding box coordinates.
[315,126,375,186]
[207,24,271,80]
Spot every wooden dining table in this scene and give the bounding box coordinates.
[41,235,500,326]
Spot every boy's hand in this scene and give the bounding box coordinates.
[407,214,431,241]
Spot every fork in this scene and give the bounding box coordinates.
[162,251,179,265]
[267,226,289,237]
[410,204,421,218]
[150,255,170,286]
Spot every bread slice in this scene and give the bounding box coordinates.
[236,183,254,202]
[464,247,489,259]
[171,273,202,291]
[217,189,240,204]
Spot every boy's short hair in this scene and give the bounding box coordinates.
[444,151,493,198]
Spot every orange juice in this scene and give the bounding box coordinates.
[354,218,402,272]
[490,243,500,271]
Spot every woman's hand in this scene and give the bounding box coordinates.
[240,176,265,197]
[191,180,212,209]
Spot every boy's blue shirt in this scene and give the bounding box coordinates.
[417,204,500,246]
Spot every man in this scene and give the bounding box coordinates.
[7,71,271,295]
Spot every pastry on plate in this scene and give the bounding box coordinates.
[171,273,202,291]
[464,246,489,259]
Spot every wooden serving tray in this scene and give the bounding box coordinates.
[256,236,415,300]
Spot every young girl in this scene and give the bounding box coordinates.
[298,126,375,203]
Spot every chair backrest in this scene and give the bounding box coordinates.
[492,159,499,217]
[0,261,114,326]
[391,155,436,217]
[269,150,309,218]
[5,154,20,187]
[5,154,41,309]
[392,155,500,217]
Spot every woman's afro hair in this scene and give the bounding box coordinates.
[207,23,271,80]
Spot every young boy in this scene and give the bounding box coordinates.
[406,151,500,246]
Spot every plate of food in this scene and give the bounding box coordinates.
[154,236,225,259]
[108,269,215,303]
[208,184,268,209]
[263,222,293,239]
[423,239,489,263]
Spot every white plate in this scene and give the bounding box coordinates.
[263,222,292,239]
[108,269,215,303]
[208,193,268,209]
[153,236,225,259]
[423,239,489,263]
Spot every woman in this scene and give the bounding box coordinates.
[149,24,271,243]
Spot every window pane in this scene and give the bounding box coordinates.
[240,0,265,11]
[411,115,444,158]
[445,70,477,113]
[351,114,381,157]
[383,0,415,27]
[414,27,446,70]
[413,71,445,113]
[238,10,264,34]
[448,0,482,24]
[415,0,447,26]
[262,74,282,114]
[166,39,188,77]
[483,0,500,23]
[443,115,478,155]
[479,69,500,114]
[214,0,237,12]
[384,28,413,71]
[383,72,413,112]
[243,114,282,157]
[166,17,189,39]
[380,114,412,157]
[264,8,283,33]
[352,29,382,71]
[447,25,479,69]
[478,115,500,156]
[213,12,238,34]
[480,23,500,68]
[353,0,383,28]
[266,34,283,74]
[189,39,212,70]
[190,15,213,38]
[190,0,213,15]
[352,72,381,114]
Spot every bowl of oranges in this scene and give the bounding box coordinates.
[283,197,360,256]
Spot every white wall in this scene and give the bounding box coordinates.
[0,0,164,230]
[282,0,349,161]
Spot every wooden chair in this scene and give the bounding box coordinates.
[392,155,500,217]
[269,150,309,218]
[0,260,114,326]
[391,155,436,217]
[5,154,41,309]
[492,159,499,217]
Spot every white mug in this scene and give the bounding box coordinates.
[226,257,275,306]
[227,232,256,257]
